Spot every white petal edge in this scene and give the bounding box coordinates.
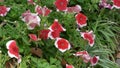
[6,40,15,49]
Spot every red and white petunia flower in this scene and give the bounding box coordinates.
[73,51,91,63]
[48,19,66,32]
[75,13,87,27]
[55,38,71,52]
[54,0,68,11]
[29,34,38,41]
[90,56,99,66]
[66,64,74,68]
[39,29,51,40]
[0,6,10,17]
[35,5,52,16]
[27,0,36,5]
[49,30,61,39]
[66,5,82,13]
[112,0,120,9]
[81,31,95,47]
[6,40,21,63]
[22,10,40,30]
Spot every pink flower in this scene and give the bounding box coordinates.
[0,6,10,17]
[81,31,95,47]
[75,13,87,27]
[66,5,82,13]
[55,38,71,52]
[35,5,52,16]
[66,64,74,68]
[49,19,66,32]
[113,0,120,9]
[90,56,99,66]
[29,34,38,41]
[99,0,113,9]
[22,10,41,30]
[6,40,21,63]
[73,51,91,63]
[27,0,36,5]
[39,29,51,40]
[54,0,68,11]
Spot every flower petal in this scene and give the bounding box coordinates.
[21,10,41,30]
[66,64,74,68]
[48,19,66,32]
[90,56,99,66]
[54,0,68,11]
[75,13,87,27]
[66,5,82,13]
[55,38,71,52]
[113,0,120,9]
[6,40,20,61]
[0,6,10,16]
[29,34,38,41]
[81,31,95,47]
[39,29,51,40]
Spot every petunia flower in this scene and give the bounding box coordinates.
[112,0,120,9]
[75,13,87,28]
[81,31,95,47]
[35,5,52,16]
[73,51,91,63]
[39,29,51,40]
[49,30,61,39]
[66,64,74,68]
[66,5,82,13]
[27,0,36,5]
[54,0,68,11]
[55,38,71,52]
[6,40,21,63]
[29,34,38,41]
[0,6,10,17]
[90,56,99,66]
[48,19,66,32]
[21,10,41,30]
[99,0,113,9]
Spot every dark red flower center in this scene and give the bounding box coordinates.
[57,39,69,50]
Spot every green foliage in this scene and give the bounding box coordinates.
[0,0,120,68]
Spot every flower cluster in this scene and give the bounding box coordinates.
[73,51,99,66]
[54,0,81,13]
[4,0,119,67]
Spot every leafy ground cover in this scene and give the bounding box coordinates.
[0,0,120,68]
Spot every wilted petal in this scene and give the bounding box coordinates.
[55,38,71,52]
[21,10,41,30]
[73,51,91,63]
[99,0,113,9]
[75,13,87,27]
[67,5,82,13]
